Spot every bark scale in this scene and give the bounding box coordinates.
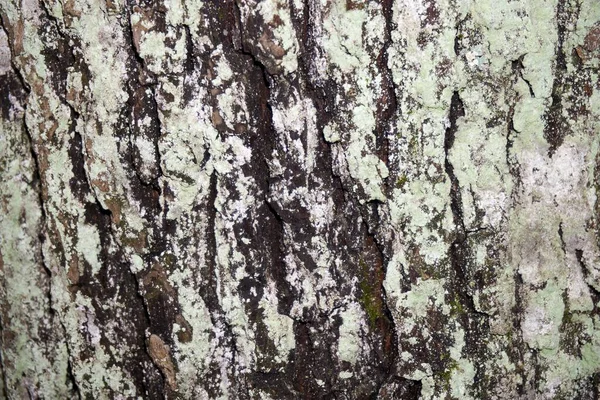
[1,0,600,398]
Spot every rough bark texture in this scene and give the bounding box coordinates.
[1,0,600,398]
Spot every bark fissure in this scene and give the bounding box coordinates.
[511,55,535,98]
[444,91,466,236]
[512,270,527,396]
[375,0,398,193]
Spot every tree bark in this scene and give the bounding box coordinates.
[1,0,600,398]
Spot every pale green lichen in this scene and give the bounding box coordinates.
[137,28,187,75]
[320,0,389,202]
[0,101,73,398]
[322,1,370,73]
[448,329,476,399]
[3,0,600,397]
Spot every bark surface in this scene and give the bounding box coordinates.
[1,0,600,399]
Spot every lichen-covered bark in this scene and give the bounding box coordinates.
[1,0,599,398]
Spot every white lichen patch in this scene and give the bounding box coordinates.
[68,293,138,397]
[259,281,295,366]
[168,267,214,396]
[448,90,512,230]
[322,1,369,74]
[398,278,448,317]
[76,222,102,276]
[337,302,365,365]
[135,136,158,177]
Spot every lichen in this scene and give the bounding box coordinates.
[2,0,600,397]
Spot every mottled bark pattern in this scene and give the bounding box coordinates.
[1,0,600,399]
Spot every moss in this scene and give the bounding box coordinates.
[448,293,465,316]
[358,258,384,329]
[162,252,177,268]
[396,174,408,189]
[408,134,420,155]
[439,359,459,387]
[360,285,382,328]
[217,6,228,23]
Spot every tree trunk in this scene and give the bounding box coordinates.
[1,0,600,398]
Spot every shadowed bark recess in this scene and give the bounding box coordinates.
[1,0,600,399]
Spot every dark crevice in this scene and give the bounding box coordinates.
[444,91,466,236]
[233,2,273,92]
[196,4,294,395]
[361,206,399,392]
[125,7,154,86]
[264,191,285,227]
[263,182,295,314]
[443,92,475,311]
[227,0,243,51]
[65,105,96,206]
[295,0,400,394]
[81,202,159,397]
[511,55,535,98]
[532,349,543,393]
[375,0,398,193]
[506,103,519,177]
[124,6,163,191]
[129,264,153,345]
[506,54,529,190]
[183,24,195,73]
[234,0,295,315]
[384,377,422,399]
[511,270,526,396]
[454,15,469,57]
[558,222,567,255]
[235,0,290,281]
[121,16,174,387]
[238,1,399,395]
